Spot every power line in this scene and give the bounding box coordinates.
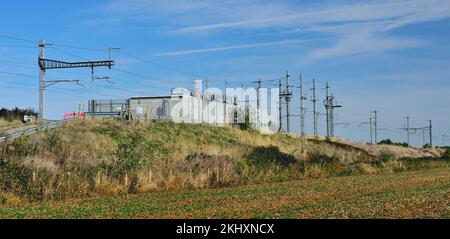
[0,63,175,97]
[51,43,107,52]
[0,70,36,78]
[1,34,279,89]
[119,51,201,79]
[0,45,36,49]
[47,44,241,85]
[0,60,35,67]
[0,34,38,44]
[111,67,192,88]
[118,51,251,86]
[49,46,90,61]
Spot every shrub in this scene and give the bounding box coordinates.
[443,148,450,160]
[307,151,339,165]
[109,133,163,178]
[113,133,143,174]
[45,132,60,153]
[245,146,297,167]
[9,135,30,157]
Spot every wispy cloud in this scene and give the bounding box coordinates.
[306,33,424,62]
[96,0,450,61]
[154,39,319,57]
[171,0,450,34]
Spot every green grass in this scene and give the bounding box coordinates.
[1,167,448,219]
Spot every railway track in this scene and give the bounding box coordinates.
[0,119,74,143]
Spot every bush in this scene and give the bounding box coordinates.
[245,146,297,167]
[307,151,339,165]
[9,135,30,157]
[109,133,163,178]
[443,148,450,160]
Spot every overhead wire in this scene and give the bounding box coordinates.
[119,51,201,79]
[0,34,39,44]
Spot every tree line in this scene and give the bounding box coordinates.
[0,107,37,122]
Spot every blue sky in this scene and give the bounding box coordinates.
[1,0,450,146]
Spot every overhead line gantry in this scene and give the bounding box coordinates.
[38,39,115,119]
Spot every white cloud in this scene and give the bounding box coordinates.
[307,33,424,62]
[170,0,450,34]
[154,38,321,57]
[97,0,450,61]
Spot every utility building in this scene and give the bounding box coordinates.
[87,81,279,134]
[87,89,240,125]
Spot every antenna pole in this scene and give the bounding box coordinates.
[285,71,291,133]
[370,117,373,144]
[279,78,283,132]
[38,40,46,119]
[405,116,410,146]
[373,110,378,144]
[325,82,330,138]
[429,120,433,148]
[311,78,318,137]
[299,74,307,137]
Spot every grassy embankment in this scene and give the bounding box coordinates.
[0,119,449,208]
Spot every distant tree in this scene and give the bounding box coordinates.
[0,107,37,122]
[379,139,409,148]
[379,139,393,145]
[423,144,431,149]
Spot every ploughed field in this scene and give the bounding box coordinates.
[1,167,448,219]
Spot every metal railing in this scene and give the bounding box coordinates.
[0,119,74,143]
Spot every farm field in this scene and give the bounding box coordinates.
[1,167,448,219]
